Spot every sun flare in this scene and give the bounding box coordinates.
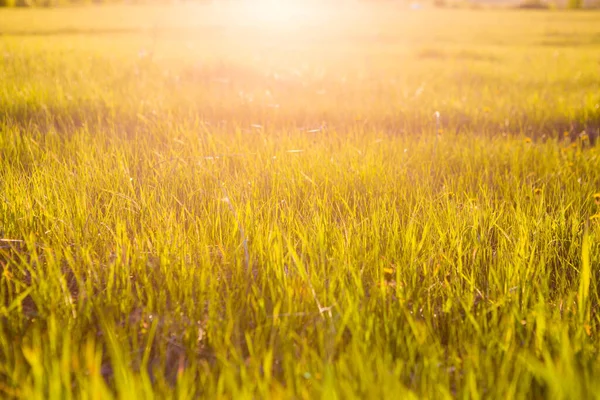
[243,1,302,24]
[231,0,331,29]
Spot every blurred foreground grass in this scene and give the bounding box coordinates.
[1,4,600,398]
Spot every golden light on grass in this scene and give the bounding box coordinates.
[4,6,600,399]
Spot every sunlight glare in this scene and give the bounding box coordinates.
[236,0,324,28]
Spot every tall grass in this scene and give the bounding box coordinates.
[0,5,599,398]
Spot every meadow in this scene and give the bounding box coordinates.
[0,4,600,398]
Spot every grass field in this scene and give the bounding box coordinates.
[1,4,600,398]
